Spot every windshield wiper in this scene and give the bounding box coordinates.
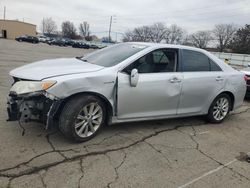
[75,56,88,62]
[76,56,83,59]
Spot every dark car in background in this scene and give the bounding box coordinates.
[89,44,100,49]
[65,39,75,46]
[72,42,90,49]
[48,38,66,46]
[15,35,39,44]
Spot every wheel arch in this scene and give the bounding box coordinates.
[54,91,113,121]
[213,91,235,111]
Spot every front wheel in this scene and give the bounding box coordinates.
[207,94,232,123]
[59,95,106,142]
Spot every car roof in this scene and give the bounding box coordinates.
[127,42,207,53]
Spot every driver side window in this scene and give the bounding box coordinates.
[123,49,177,74]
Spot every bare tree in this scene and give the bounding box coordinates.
[149,22,168,43]
[79,21,90,38]
[133,26,153,42]
[165,24,185,44]
[123,26,152,42]
[61,21,77,39]
[123,23,186,44]
[213,23,237,52]
[123,30,135,42]
[190,30,212,48]
[40,17,57,35]
[123,23,168,42]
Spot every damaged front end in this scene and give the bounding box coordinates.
[7,78,62,129]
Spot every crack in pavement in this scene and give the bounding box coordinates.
[39,170,47,188]
[0,148,79,174]
[106,150,127,188]
[1,108,249,182]
[78,158,84,188]
[177,126,250,184]
[0,122,196,179]
[45,131,68,159]
[84,132,125,148]
[144,140,172,168]
[231,107,250,116]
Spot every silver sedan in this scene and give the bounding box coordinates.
[7,43,246,142]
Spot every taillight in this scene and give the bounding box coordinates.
[244,75,250,81]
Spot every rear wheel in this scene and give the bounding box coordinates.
[207,93,231,123]
[59,95,106,142]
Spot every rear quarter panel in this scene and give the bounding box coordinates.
[224,71,246,110]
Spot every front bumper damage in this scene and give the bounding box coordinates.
[7,91,62,129]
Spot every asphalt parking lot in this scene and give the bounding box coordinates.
[0,39,250,188]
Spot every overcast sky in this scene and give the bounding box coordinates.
[1,0,250,39]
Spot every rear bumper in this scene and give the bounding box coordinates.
[245,85,250,98]
[7,91,62,129]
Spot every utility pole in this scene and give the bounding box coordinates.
[42,18,45,35]
[3,6,6,20]
[108,16,112,43]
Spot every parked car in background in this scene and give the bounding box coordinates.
[72,42,90,49]
[48,38,66,46]
[37,36,47,43]
[15,35,39,44]
[89,44,100,49]
[7,43,246,142]
[241,64,250,98]
[64,39,75,46]
[45,37,54,44]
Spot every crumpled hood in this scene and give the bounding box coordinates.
[10,58,104,80]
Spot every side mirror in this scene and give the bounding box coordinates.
[130,69,139,87]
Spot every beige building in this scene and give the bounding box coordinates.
[0,19,36,39]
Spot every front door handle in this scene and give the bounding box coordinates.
[216,76,224,81]
[169,77,181,83]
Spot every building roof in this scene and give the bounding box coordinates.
[0,19,36,27]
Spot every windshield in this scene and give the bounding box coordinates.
[81,43,148,67]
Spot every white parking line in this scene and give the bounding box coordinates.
[178,159,237,188]
[191,131,210,136]
[196,131,210,135]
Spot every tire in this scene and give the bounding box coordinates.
[59,95,106,142]
[207,93,232,123]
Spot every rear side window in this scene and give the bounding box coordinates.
[210,59,222,71]
[182,50,210,72]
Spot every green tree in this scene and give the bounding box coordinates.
[230,25,250,54]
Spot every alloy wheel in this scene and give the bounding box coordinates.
[74,102,103,138]
[212,97,229,121]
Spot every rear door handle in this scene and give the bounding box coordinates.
[216,76,224,81]
[169,77,181,83]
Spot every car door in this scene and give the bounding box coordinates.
[117,48,183,119]
[177,49,225,114]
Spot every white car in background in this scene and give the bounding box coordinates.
[37,36,47,43]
